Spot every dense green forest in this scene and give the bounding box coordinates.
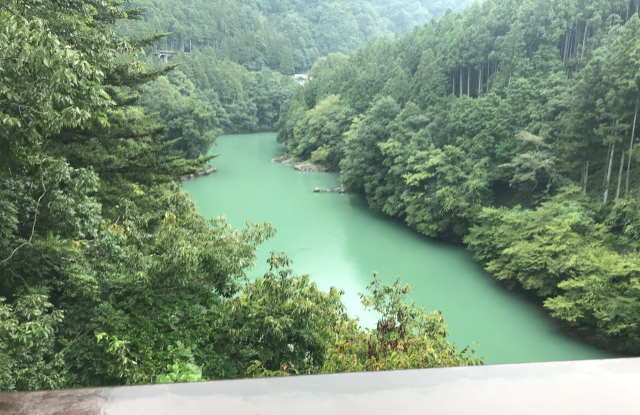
[0,0,480,392]
[118,0,473,151]
[278,0,640,354]
[118,0,473,73]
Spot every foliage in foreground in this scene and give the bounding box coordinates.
[241,265,481,378]
[0,0,478,392]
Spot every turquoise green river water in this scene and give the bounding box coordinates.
[183,133,612,365]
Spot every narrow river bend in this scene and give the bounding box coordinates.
[183,133,611,365]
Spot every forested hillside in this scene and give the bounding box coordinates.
[117,0,473,150]
[118,0,473,73]
[0,0,479,392]
[279,0,640,354]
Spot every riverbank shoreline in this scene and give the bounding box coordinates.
[273,155,329,172]
[181,167,217,181]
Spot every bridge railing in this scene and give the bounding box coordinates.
[1,358,638,415]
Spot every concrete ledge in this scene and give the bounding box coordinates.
[1,358,639,414]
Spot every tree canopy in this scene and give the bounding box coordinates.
[118,0,473,74]
[113,0,475,150]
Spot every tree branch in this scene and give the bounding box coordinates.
[0,4,19,17]
[0,179,47,265]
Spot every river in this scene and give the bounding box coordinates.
[183,133,612,365]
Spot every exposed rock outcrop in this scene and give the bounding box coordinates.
[273,156,328,172]
[181,167,217,181]
[313,185,347,194]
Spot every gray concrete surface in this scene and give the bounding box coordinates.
[1,358,638,414]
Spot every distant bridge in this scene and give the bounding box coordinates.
[154,49,178,63]
[293,73,309,85]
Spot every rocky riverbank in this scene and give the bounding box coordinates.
[181,167,217,181]
[273,155,328,172]
[313,185,347,194]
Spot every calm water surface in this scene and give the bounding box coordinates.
[183,133,612,364]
